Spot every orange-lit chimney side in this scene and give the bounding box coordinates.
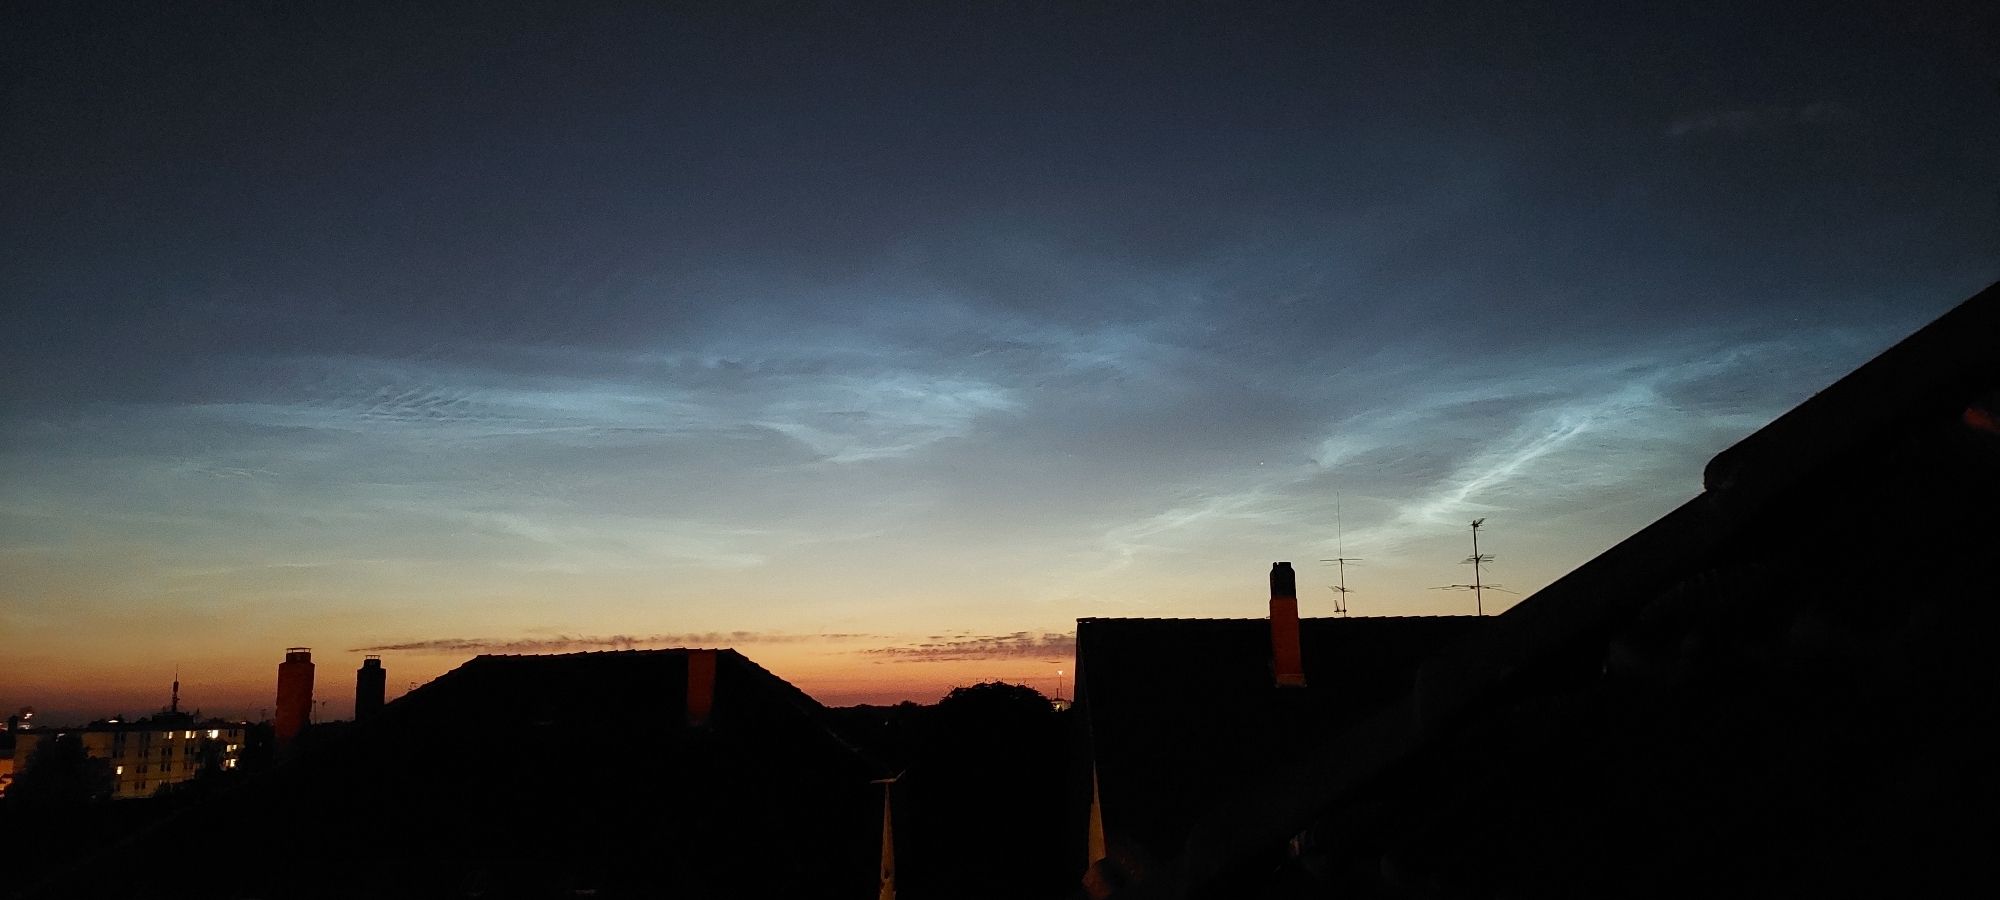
[355,655,386,722]
[686,649,718,727]
[1271,562,1306,688]
[275,647,315,749]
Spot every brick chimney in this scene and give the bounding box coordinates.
[1271,562,1306,687]
[685,650,718,727]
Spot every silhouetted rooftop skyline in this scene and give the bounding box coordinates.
[3,0,1994,719]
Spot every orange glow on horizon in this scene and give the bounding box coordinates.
[2,644,1073,726]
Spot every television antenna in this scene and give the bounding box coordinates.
[1319,495,1359,616]
[1431,518,1514,615]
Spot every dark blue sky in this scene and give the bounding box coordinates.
[3,0,1994,714]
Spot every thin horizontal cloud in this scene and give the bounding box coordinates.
[352,632,879,654]
[1667,102,1851,137]
[863,631,1075,662]
[1098,486,1293,573]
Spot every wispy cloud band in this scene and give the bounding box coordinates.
[862,631,1075,662]
[1668,102,1851,137]
[351,631,879,654]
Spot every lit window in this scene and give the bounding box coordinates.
[224,759,237,769]
[184,730,193,739]
[226,744,238,752]
[206,729,220,739]
[116,765,124,776]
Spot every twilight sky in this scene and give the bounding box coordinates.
[3,0,1994,721]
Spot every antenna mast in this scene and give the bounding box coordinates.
[1320,495,1360,616]
[1468,518,1490,616]
[1433,518,1513,615]
[872,772,903,900]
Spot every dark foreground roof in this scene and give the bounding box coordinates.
[38,649,882,900]
[1149,282,2000,898]
[1076,615,1488,877]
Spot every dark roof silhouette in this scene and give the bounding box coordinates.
[1140,281,2000,898]
[37,648,883,900]
[399,647,844,736]
[1075,615,1488,882]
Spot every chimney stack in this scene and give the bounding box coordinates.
[355,655,386,721]
[686,650,718,727]
[275,647,314,749]
[1270,562,1306,687]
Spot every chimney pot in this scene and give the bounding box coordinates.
[1271,561,1297,597]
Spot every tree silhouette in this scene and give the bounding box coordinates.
[899,682,1071,899]
[933,681,1057,728]
[7,733,115,806]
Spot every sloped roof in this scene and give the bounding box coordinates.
[1155,282,2000,897]
[399,647,839,733]
[1077,615,1488,868]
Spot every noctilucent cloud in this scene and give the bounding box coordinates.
[3,1,1994,721]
